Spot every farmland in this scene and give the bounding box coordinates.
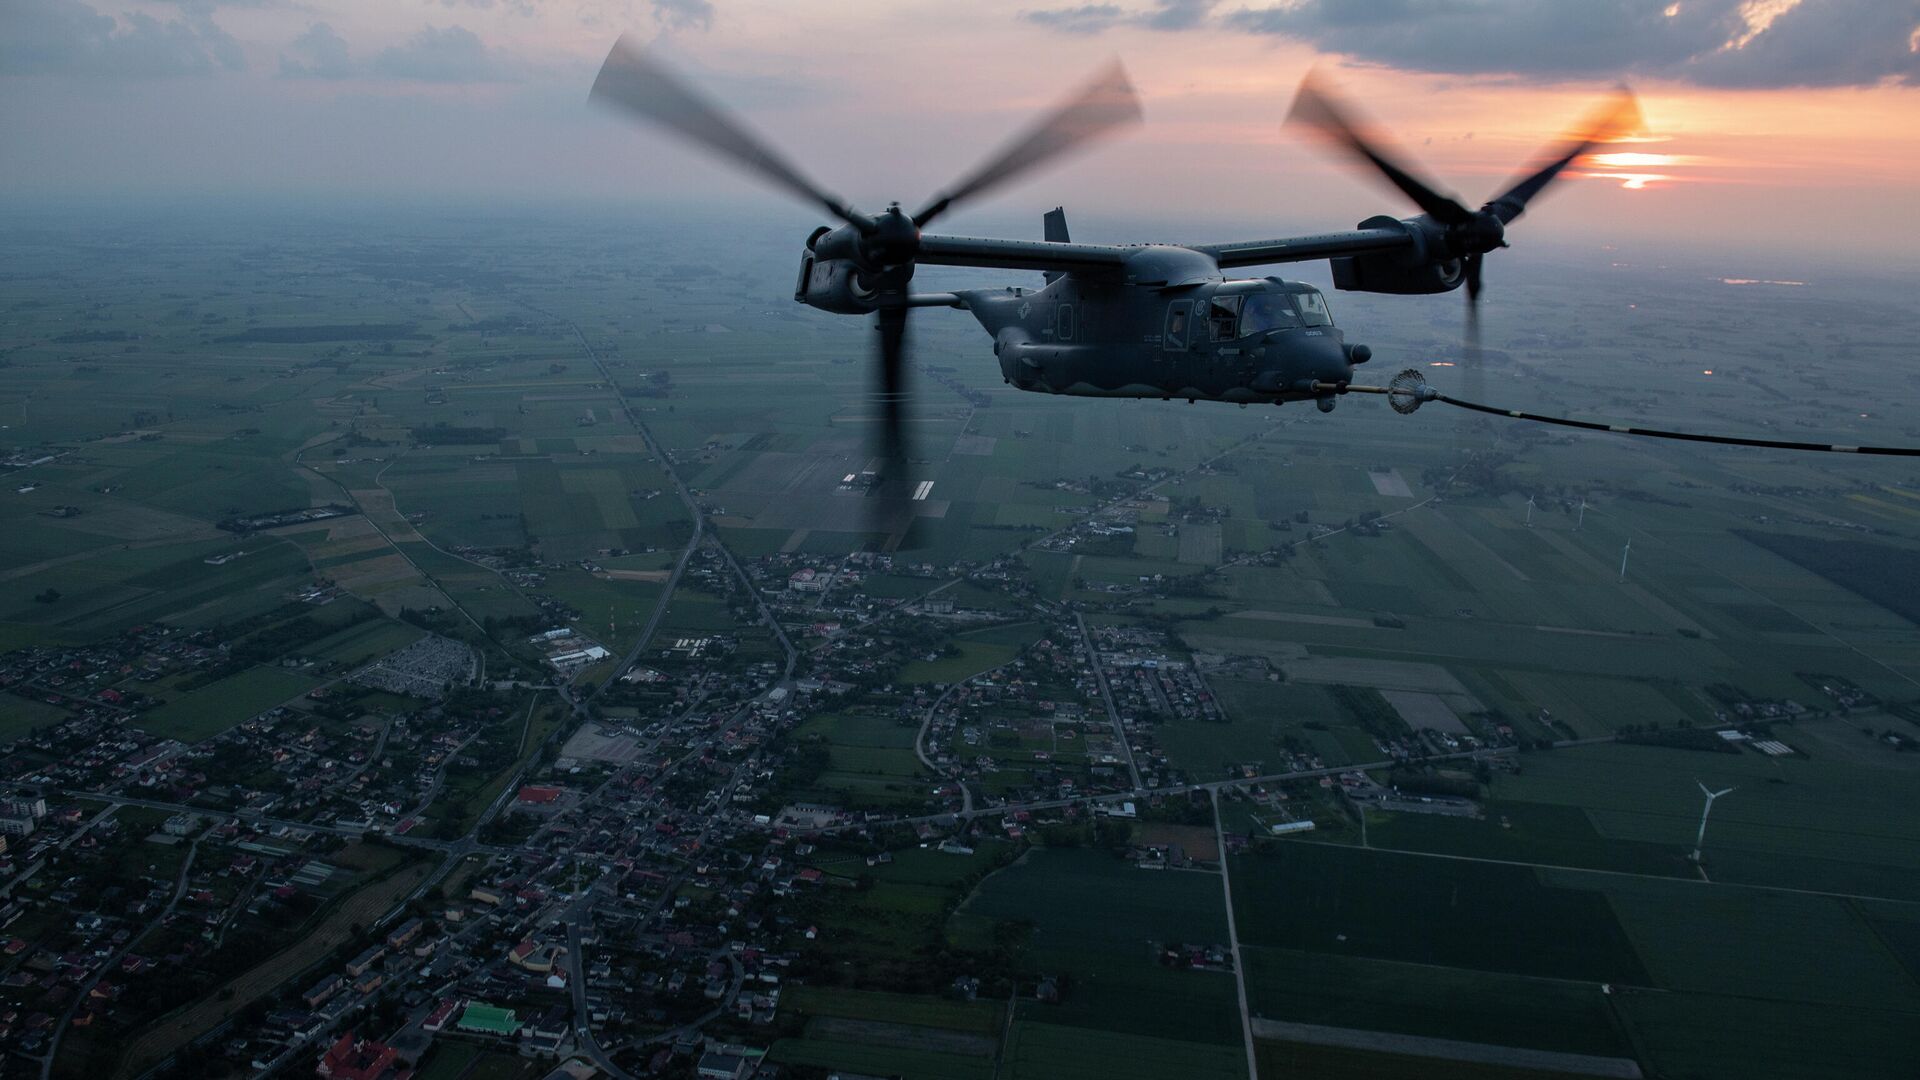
[957,848,1244,1047]
[5,205,1920,1080]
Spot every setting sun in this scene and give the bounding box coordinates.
[1587,152,1684,168]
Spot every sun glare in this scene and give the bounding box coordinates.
[1587,152,1680,168]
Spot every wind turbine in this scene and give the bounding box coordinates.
[1576,496,1587,530]
[1524,494,1536,527]
[1691,780,1735,864]
[1618,538,1632,582]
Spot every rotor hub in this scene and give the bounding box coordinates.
[1452,211,1506,256]
[863,204,922,267]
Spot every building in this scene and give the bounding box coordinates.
[421,998,458,1033]
[345,944,385,978]
[696,1051,754,1080]
[788,568,827,593]
[547,646,611,668]
[162,813,200,837]
[0,797,47,820]
[384,918,424,951]
[302,974,345,1009]
[507,939,561,974]
[315,1032,409,1080]
[0,817,35,839]
[456,1002,519,1038]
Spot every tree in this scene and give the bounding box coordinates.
[33,588,60,604]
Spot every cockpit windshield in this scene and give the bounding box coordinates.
[1294,288,1333,327]
[1208,285,1335,338]
[1240,293,1300,336]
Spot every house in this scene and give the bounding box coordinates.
[385,918,424,951]
[315,1032,409,1080]
[345,944,385,978]
[421,998,459,1033]
[696,1051,754,1080]
[507,939,559,974]
[303,974,345,1009]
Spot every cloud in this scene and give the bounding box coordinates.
[1140,0,1216,31]
[0,0,246,77]
[1021,0,1216,34]
[371,24,510,83]
[652,0,715,32]
[278,22,352,80]
[1022,0,1920,88]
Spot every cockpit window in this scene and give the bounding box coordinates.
[1295,289,1333,327]
[1208,295,1243,341]
[1240,293,1300,336]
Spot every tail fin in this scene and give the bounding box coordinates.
[1043,207,1070,283]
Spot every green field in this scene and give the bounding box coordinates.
[1232,843,1648,984]
[782,985,1003,1033]
[137,666,323,741]
[1005,1020,1246,1080]
[1493,741,1920,897]
[955,848,1243,1046]
[1239,946,1631,1059]
[898,622,1045,685]
[792,709,932,811]
[1161,677,1377,778]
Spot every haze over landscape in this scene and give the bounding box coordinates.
[5,0,1920,257]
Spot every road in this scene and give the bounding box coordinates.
[1211,790,1258,1080]
[913,638,1072,817]
[1075,612,1144,792]
[41,836,200,1080]
[536,299,798,678]
[564,892,636,1080]
[807,744,1514,835]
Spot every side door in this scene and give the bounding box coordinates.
[1163,300,1192,354]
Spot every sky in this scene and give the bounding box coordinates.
[3,0,1919,263]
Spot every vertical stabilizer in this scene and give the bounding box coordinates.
[1042,207,1070,283]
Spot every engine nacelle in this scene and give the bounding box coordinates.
[1330,215,1465,296]
[793,253,880,315]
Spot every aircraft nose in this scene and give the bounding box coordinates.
[1306,335,1353,387]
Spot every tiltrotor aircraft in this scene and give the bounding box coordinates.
[590,36,1920,476]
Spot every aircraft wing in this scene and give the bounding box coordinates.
[1198,226,1415,269]
[915,235,1134,273]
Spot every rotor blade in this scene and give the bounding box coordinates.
[590,34,870,229]
[913,60,1141,228]
[876,304,910,469]
[1459,254,1486,454]
[1287,71,1474,227]
[866,303,917,545]
[1486,86,1641,224]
